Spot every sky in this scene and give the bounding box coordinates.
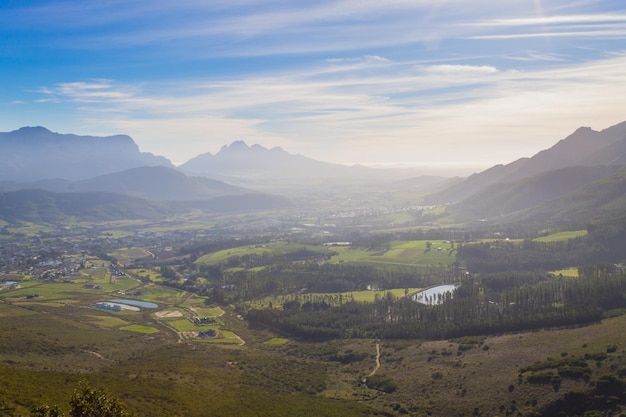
[1,0,626,174]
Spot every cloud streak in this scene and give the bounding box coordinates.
[33,50,626,167]
[7,1,620,57]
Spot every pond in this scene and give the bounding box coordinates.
[412,284,458,305]
[109,299,158,309]
[95,302,139,312]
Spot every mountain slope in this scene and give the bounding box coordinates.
[452,165,622,220]
[517,167,626,225]
[70,166,250,201]
[0,189,168,223]
[0,126,173,182]
[426,157,529,204]
[0,165,293,218]
[506,122,626,181]
[427,120,626,205]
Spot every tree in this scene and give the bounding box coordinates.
[34,382,135,417]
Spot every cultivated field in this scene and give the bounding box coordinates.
[248,288,422,309]
[534,229,588,242]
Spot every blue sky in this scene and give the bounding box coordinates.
[1,0,626,173]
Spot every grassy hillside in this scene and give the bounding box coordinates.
[452,165,621,221]
[1,273,625,416]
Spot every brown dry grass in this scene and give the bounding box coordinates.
[360,315,626,416]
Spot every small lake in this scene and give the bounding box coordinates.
[412,284,458,305]
[96,302,140,312]
[109,299,158,309]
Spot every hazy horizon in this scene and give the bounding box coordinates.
[1,1,625,168]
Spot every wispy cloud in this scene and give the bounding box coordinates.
[464,12,626,41]
[506,52,565,62]
[7,0,610,57]
[33,51,626,166]
[468,29,626,40]
[472,13,626,27]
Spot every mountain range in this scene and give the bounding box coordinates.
[0,128,296,220]
[0,126,173,182]
[9,166,249,201]
[179,140,422,188]
[2,120,626,225]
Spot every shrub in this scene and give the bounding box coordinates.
[34,382,135,417]
[365,374,398,393]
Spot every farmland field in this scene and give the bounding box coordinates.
[248,287,421,309]
[551,267,579,277]
[109,246,153,265]
[533,229,588,242]
[194,242,330,266]
[331,240,456,266]
[121,324,159,333]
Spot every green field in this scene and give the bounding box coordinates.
[127,267,164,281]
[190,305,224,317]
[264,337,290,345]
[137,285,186,304]
[330,240,456,266]
[193,240,458,271]
[121,324,159,334]
[194,242,330,266]
[249,288,421,309]
[109,247,153,265]
[534,229,588,242]
[551,267,579,277]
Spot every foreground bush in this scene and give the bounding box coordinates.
[34,382,135,417]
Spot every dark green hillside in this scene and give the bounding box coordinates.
[516,166,626,226]
[452,165,621,220]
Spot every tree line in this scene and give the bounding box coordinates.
[246,265,626,340]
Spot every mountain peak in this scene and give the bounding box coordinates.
[13,126,54,138]
[251,144,270,152]
[229,140,249,149]
[17,126,51,132]
[217,141,277,156]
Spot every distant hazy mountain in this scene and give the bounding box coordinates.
[1,165,292,210]
[428,120,626,205]
[0,126,173,182]
[0,167,293,222]
[68,166,249,201]
[180,140,409,184]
